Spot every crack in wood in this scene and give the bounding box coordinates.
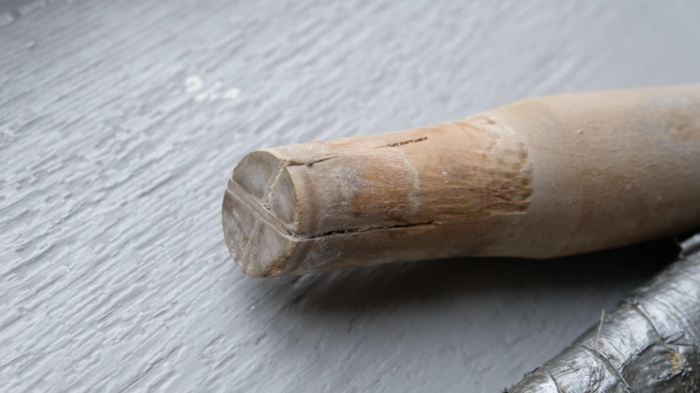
[298,221,436,239]
[374,137,428,148]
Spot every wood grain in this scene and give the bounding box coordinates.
[2,0,700,392]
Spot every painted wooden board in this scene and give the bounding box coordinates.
[2,1,699,391]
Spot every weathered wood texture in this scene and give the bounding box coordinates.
[2,1,700,392]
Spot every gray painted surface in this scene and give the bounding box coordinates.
[1,1,698,392]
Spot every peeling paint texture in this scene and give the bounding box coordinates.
[2,1,700,392]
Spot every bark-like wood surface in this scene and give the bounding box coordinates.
[510,235,700,393]
[3,1,700,392]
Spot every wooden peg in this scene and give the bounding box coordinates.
[223,85,700,277]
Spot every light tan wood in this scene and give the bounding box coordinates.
[223,85,700,277]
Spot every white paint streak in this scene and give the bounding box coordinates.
[224,87,240,100]
[185,76,203,93]
[195,81,223,102]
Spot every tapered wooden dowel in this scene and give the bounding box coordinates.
[223,85,700,277]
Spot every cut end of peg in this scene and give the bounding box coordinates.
[222,151,301,277]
